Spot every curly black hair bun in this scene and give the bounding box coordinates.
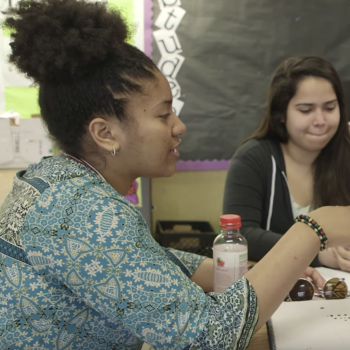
[4,0,132,83]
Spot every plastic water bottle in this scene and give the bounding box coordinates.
[213,214,248,293]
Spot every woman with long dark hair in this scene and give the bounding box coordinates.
[224,55,350,269]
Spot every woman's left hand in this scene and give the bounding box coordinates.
[333,246,350,272]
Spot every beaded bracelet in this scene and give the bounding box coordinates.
[294,214,328,251]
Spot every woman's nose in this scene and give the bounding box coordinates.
[313,109,326,126]
[173,115,187,136]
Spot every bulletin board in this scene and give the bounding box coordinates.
[152,0,350,168]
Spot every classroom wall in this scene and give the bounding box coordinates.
[151,169,228,234]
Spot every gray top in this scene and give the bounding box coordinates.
[223,138,320,267]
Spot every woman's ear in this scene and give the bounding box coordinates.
[88,117,122,154]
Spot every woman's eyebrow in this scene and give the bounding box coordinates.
[295,103,313,107]
[153,99,172,109]
[295,99,337,107]
[324,99,338,104]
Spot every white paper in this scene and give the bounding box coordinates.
[155,7,186,31]
[0,119,15,164]
[19,119,52,164]
[133,0,145,52]
[167,77,181,99]
[269,299,350,350]
[153,29,182,56]
[157,54,185,79]
[155,0,185,116]
[0,109,20,124]
[157,0,181,10]
[2,36,33,87]
[172,98,184,116]
[269,267,350,350]
[0,118,53,169]
[0,0,20,14]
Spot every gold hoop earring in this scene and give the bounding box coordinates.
[111,146,116,156]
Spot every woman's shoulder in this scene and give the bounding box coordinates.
[234,138,280,158]
[24,156,136,210]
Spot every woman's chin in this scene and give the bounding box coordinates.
[159,165,177,178]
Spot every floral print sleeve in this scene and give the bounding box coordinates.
[190,278,258,349]
[163,248,207,277]
[9,164,259,349]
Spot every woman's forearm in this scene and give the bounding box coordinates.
[190,258,214,293]
[245,222,320,330]
[318,248,339,269]
[246,205,350,330]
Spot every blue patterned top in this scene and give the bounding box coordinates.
[0,157,258,349]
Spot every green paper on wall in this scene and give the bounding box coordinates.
[109,0,135,45]
[5,87,40,119]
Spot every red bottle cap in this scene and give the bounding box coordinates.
[220,214,241,229]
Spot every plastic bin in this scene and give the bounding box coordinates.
[155,220,217,258]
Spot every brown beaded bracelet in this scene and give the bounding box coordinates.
[295,214,328,251]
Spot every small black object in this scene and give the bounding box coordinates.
[155,220,216,258]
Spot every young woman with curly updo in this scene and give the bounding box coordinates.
[1,1,350,349]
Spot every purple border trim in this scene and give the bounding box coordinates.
[144,0,153,58]
[176,160,231,171]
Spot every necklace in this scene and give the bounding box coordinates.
[60,151,106,182]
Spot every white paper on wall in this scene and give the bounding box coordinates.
[157,0,182,10]
[153,29,182,56]
[154,6,185,31]
[133,0,145,52]
[2,36,32,87]
[157,54,185,79]
[0,118,14,164]
[0,118,52,169]
[172,98,184,115]
[154,1,185,116]
[19,118,52,164]
[167,77,181,99]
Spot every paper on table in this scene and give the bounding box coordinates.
[268,267,350,350]
[268,299,350,350]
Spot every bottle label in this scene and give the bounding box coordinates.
[213,247,247,293]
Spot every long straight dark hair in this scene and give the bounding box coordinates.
[246,55,350,208]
